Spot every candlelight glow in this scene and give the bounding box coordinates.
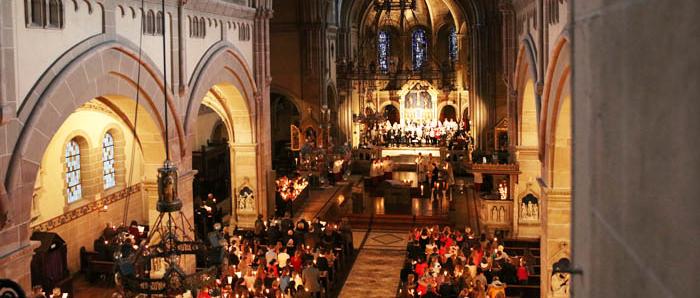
[276,176,309,201]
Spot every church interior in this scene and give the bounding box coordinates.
[0,0,697,297]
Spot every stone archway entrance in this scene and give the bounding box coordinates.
[439,105,456,122]
[190,83,257,227]
[382,104,400,124]
[192,104,232,242]
[270,93,300,174]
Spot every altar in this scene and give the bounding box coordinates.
[398,80,439,125]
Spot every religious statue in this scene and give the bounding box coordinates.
[551,258,571,296]
[498,180,508,200]
[237,179,255,212]
[420,91,431,109]
[519,193,540,223]
[290,125,301,151]
[163,175,175,202]
[304,127,317,147]
[549,243,572,297]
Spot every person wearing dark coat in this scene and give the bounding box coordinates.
[302,262,322,297]
[438,277,459,298]
[400,261,415,284]
[316,249,331,280]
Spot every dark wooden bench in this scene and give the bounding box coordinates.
[79,247,115,283]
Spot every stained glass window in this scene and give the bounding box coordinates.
[102,132,116,189]
[65,139,82,203]
[412,28,428,70]
[377,30,390,73]
[449,27,458,62]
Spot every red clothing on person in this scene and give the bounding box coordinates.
[267,264,279,278]
[197,290,212,298]
[417,283,427,296]
[472,249,484,266]
[438,245,447,256]
[291,256,303,273]
[443,237,453,249]
[517,265,529,282]
[415,262,428,277]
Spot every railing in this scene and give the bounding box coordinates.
[470,163,519,171]
[478,197,513,235]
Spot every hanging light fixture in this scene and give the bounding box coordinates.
[114,1,212,296]
[373,0,417,11]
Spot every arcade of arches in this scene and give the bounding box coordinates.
[0,0,698,298]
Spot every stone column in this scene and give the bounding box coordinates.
[252,0,273,219]
[230,143,258,228]
[0,0,17,125]
[0,243,37,291]
[468,23,495,149]
[541,187,571,298]
[177,169,197,273]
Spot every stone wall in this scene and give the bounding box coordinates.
[572,0,700,296]
[0,0,272,290]
[31,186,146,274]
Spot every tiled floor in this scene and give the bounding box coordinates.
[338,230,408,298]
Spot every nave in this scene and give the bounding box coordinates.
[1,0,698,298]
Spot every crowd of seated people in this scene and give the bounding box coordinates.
[190,214,354,298]
[90,220,147,263]
[398,225,534,298]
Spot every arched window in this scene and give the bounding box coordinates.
[200,17,206,37]
[25,0,64,29]
[188,16,193,37]
[144,10,155,34]
[65,139,82,203]
[449,27,458,62]
[29,0,46,27]
[412,28,428,70]
[47,0,63,28]
[102,132,116,190]
[377,29,390,73]
[155,11,163,35]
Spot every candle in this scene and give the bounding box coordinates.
[227,276,233,284]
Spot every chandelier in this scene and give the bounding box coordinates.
[114,0,213,296]
[373,0,417,11]
[115,162,210,296]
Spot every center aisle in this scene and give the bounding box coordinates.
[339,229,408,298]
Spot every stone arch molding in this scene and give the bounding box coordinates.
[514,37,540,150]
[184,42,263,220]
[541,36,571,185]
[4,40,185,232]
[185,41,258,148]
